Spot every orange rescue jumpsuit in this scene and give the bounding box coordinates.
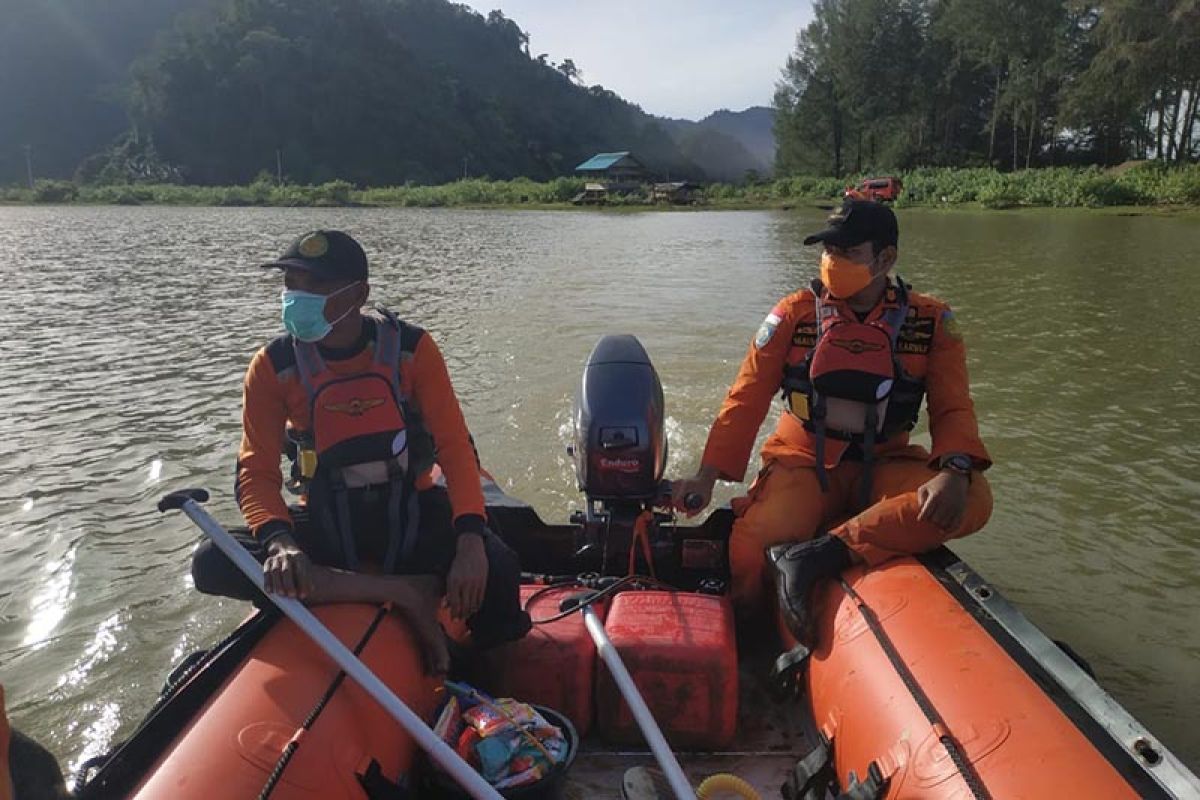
[701,282,993,611]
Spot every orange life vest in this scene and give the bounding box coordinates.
[292,309,435,572]
[781,280,924,502]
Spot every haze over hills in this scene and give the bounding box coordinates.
[658,106,776,182]
[695,107,777,171]
[0,0,775,186]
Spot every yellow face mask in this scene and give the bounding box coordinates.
[820,251,874,299]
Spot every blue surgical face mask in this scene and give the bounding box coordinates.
[281,282,360,342]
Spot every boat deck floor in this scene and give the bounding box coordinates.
[560,639,814,799]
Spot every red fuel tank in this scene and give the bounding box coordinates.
[597,591,737,749]
[493,584,607,736]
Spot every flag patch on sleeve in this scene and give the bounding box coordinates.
[755,312,782,348]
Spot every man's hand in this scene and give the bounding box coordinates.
[446,533,488,620]
[917,471,970,532]
[670,465,719,517]
[263,534,315,599]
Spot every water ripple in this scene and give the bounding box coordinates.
[0,205,1197,770]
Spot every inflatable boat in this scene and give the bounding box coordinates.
[53,335,1200,799]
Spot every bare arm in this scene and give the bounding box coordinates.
[304,568,449,675]
[306,567,443,606]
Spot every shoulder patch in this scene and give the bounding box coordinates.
[940,309,962,341]
[755,312,781,349]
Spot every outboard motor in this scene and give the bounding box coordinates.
[563,334,728,587]
[571,335,667,503]
[569,335,671,574]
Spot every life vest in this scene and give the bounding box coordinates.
[780,279,925,504]
[290,308,436,572]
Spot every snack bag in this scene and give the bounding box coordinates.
[433,696,464,747]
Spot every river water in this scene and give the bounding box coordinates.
[0,205,1197,774]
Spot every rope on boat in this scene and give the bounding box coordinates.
[258,605,390,800]
[837,578,991,800]
[627,510,657,578]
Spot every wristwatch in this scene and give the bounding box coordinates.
[940,454,974,479]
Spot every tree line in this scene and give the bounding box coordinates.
[2,0,772,186]
[110,0,707,185]
[773,0,1200,176]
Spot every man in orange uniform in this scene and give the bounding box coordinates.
[673,201,992,642]
[191,230,530,666]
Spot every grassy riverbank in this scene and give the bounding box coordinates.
[713,164,1200,209]
[3,164,1199,210]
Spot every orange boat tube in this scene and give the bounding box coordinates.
[777,549,1196,799]
[79,604,439,799]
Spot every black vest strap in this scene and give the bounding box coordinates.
[860,404,877,509]
[331,473,359,571]
[813,398,829,492]
[381,459,417,574]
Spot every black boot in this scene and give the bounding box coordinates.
[767,534,852,645]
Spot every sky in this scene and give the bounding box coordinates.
[459,0,812,120]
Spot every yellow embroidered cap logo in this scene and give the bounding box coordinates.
[298,233,329,259]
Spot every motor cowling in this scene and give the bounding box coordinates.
[572,335,667,502]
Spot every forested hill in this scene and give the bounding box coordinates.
[0,0,219,185]
[1,0,734,186]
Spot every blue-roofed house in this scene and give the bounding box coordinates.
[574,151,647,186]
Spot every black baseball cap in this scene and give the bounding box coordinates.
[803,200,899,249]
[260,230,368,281]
